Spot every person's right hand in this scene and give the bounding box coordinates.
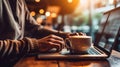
[37,35,65,52]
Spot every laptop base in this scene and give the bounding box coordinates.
[36,49,108,60]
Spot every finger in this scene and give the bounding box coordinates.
[69,33,77,36]
[78,32,86,36]
[48,38,64,49]
[48,42,62,51]
[62,41,66,49]
[48,35,63,41]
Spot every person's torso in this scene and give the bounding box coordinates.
[0,0,26,40]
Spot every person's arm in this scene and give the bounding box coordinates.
[24,10,68,39]
[0,37,38,60]
[0,34,64,61]
[23,1,68,39]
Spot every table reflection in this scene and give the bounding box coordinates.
[59,60,110,67]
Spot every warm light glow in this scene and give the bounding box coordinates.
[39,9,44,14]
[35,0,40,2]
[109,0,114,4]
[80,0,88,6]
[45,12,50,17]
[30,11,36,16]
[47,6,60,14]
[36,17,43,24]
[80,0,88,9]
[95,0,101,3]
[68,0,73,3]
[51,13,57,18]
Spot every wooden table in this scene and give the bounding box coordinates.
[14,50,120,67]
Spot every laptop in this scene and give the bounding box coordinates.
[36,7,120,60]
[111,27,120,58]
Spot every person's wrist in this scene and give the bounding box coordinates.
[28,38,39,51]
[32,39,40,50]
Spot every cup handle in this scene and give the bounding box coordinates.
[65,38,72,50]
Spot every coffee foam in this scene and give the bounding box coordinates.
[69,36,91,38]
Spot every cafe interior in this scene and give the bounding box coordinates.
[25,0,119,40]
[15,0,120,67]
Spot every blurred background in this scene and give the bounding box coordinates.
[25,0,120,41]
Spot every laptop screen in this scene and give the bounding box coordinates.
[114,27,120,52]
[98,7,120,52]
[97,12,110,33]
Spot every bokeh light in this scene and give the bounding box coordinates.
[30,11,36,16]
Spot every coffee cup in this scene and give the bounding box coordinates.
[65,36,92,54]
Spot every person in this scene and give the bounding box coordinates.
[0,0,84,66]
[0,0,67,66]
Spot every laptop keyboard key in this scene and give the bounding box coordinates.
[88,48,101,55]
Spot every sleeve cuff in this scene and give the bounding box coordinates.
[23,37,39,52]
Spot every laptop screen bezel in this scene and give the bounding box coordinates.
[94,7,120,56]
[113,27,120,52]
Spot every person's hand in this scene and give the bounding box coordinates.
[67,32,86,38]
[37,35,65,52]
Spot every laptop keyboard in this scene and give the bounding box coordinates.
[88,48,102,55]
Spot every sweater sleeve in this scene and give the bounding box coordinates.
[0,37,38,61]
[22,0,69,39]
